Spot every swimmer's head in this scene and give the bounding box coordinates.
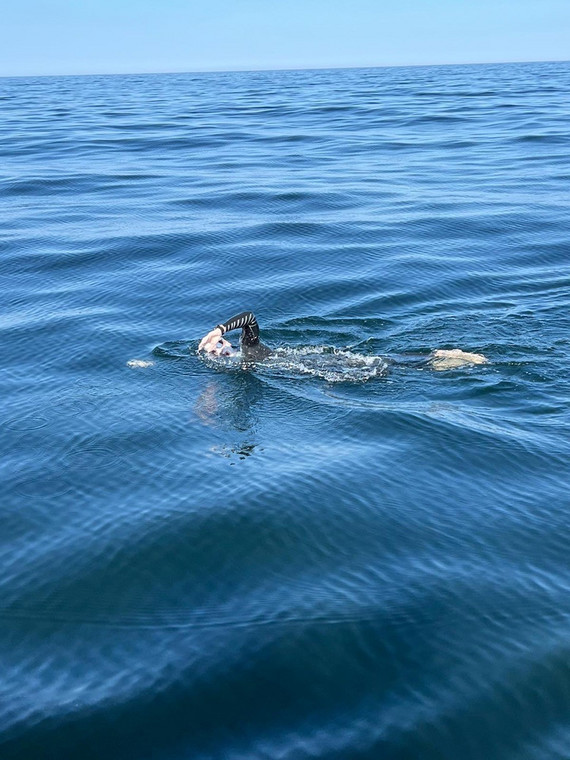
[209,337,235,357]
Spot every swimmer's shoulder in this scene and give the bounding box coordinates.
[243,343,272,361]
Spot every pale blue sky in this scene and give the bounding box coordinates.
[1,0,568,77]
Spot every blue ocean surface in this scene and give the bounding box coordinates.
[1,62,570,759]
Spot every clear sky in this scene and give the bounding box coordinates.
[1,0,568,77]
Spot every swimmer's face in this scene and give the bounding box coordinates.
[209,338,234,356]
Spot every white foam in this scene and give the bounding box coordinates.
[264,347,389,383]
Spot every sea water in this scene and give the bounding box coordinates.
[1,62,570,759]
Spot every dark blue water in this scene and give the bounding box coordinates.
[2,62,570,760]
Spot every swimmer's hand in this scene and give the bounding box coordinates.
[198,327,222,353]
[198,328,233,356]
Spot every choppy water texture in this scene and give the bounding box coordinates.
[1,63,570,760]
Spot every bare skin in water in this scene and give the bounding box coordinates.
[430,348,488,370]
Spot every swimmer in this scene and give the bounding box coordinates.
[198,311,272,361]
[198,311,487,369]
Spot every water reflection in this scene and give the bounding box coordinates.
[194,382,220,427]
[194,375,263,461]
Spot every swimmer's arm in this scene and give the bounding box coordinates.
[217,312,258,335]
[198,311,258,353]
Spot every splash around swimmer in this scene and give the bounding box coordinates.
[198,311,488,371]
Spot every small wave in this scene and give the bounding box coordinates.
[415,89,497,97]
[513,133,569,144]
[152,341,192,359]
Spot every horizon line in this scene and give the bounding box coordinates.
[1,57,568,81]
